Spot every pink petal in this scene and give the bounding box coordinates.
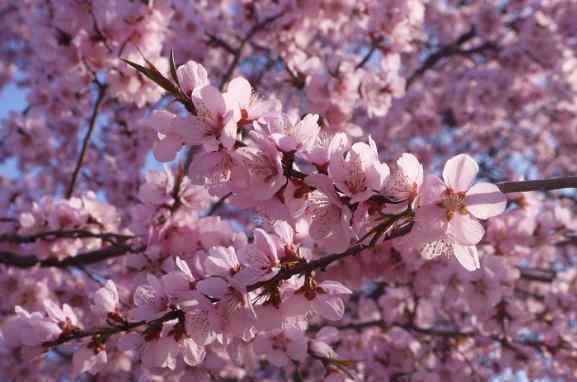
[447,213,485,246]
[182,338,206,367]
[315,295,345,321]
[465,182,507,219]
[72,347,99,376]
[269,349,291,367]
[43,301,65,322]
[177,60,209,96]
[316,326,339,343]
[197,277,228,298]
[226,77,252,108]
[397,153,423,185]
[420,175,446,205]
[282,294,310,318]
[153,136,181,162]
[254,229,278,262]
[273,221,294,244]
[200,85,226,116]
[442,154,479,192]
[318,281,352,295]
[286,333,307,362]
[453,244,480,271]
[294,113,320,149]
[141,337,178,370]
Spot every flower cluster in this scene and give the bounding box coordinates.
[1,1,577,381]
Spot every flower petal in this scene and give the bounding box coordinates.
[226,77,252,108]
[466,182,507,219]
[447,213,485,245]
[442,154,479,192]
[453,244,480,271]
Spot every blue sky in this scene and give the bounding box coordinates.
[0,81,27,179]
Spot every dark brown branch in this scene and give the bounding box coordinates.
[517,266,557,283]
[0,229,133,244]
[248,243,369,292]
[337,320,475,338]
[206,192,232,216]
[406,27,477,89]
[355,44,377,70]
[169,145,200,213]
[0,5,16,19]
[497,177,577,194]
[247,221,414,292]
[206,33,238,55]
[65,81,107,199]
[0,243,144,269]
[43,310,181,348]
[219,10,285,90]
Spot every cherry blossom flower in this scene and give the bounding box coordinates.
[186,85,241,151]
[72,344,108,377]
[233,131,287,202]
[328,134,390,204]
[253,327,307,367]
[304,174,354,253]
[128,275,169,321]
[238,228,280,282]
[268,113,321,153]
[383,153,424,207]
[226,77,280,123]
[92,280,120,316]
[284,280,352,321]
[176,60,209,98]
[416,154,507,270]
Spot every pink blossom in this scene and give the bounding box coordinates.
[128,275,169,321]
[284,280,351,321]
[233,131,286,202]
[226,77,280,123]
[253,327,307,367]
[72,345,108,376]
[304,174,354,253]
[383,153,424,206]
[5,306,61,347]
[92,280,120,316]
[176,60,209,98]
[417,154,508,271]
[328,134,390,204]
[268,113,321,153]
[238,228,280,281]
[185,85,241,151]
[145,110,190,162]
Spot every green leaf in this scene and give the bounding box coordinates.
[121,58,179,96]
[169,50,180,88]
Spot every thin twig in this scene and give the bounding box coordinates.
[206,192,232,216]
[219,10,285,90]
[0,229,133,244]
[497,177,577,194]
[355,44,377,70]
[42,310,181,348]
[406,27,477,89]
[65,81,108,199]
[0,243,144,269]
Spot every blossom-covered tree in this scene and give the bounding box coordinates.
[1,1,577,381]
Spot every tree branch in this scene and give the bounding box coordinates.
[0,243,144,269]
[406,27,477,89]
[65,81,107,199]
[497,177,577,194]
[0,229,133,244]
[247,220,414,292]
[206,192,232,216]
[219,10,285,90]
[42,310,181,348]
